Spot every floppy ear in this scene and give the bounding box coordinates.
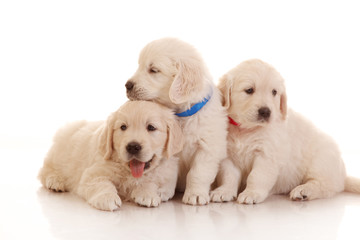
[169,59,204,104]
[98,113,115,160]
[165,117,184,159]
[280,91,288,120]
[218,74,232,109]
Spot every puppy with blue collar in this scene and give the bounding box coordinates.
[126,38,228,205]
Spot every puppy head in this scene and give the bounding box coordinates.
[98,101,183,178]
[219,59,287,129]
[126,38,210,108]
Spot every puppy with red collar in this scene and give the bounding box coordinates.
[211,59,360,204]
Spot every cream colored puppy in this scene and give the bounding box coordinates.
[126,38,228,205]
[38,101,183,211]
[211,59,360,204]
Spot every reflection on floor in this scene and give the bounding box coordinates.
[0,149,360,240]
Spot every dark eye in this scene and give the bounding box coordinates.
[147,124,156,131]
[245,88,254,94]
[120,125,127,131]
[272,89,277,96]
[149,67,159,74]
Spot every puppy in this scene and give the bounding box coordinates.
[211,59,360,204]
[38,101,183,211]
[126,38,228,205]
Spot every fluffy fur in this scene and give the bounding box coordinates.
[126,38,228,205]
[211,59,360,204]
[38,101,183,211]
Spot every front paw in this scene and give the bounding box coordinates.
[182,189,209,205]
[237,189,267,204]
[159,189,175,202]
[132,191,161,207]
[88,192,122,211]
[210,187,237,202]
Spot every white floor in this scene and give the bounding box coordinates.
[1,148,360,240]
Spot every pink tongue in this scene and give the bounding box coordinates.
[129,159,145,178]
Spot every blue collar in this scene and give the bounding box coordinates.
[175,93,212,117]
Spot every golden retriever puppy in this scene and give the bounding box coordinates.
[211,59,360,204]
[38,101,183,211]
[125,38,228,205]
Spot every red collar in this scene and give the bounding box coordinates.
[228,116,240,126]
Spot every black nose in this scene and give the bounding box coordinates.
[125,81,134,91]
[126,142,142,155]
[258,107,271,120]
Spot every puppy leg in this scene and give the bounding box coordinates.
[77,163,122,211]
[291,147,345,201]
[210,159,240,202]
[158,176,177,202]
[131,182,162,207]
[238,158,278,204]
[183,150,220,205]
[290,180,323,201]
[38,166,66,192]
[290,178,343,201]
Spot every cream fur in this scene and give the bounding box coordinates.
[38,101,183,211]
[126,38,228,205]
[211,59,360,204]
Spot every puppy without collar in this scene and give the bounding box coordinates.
[211,59,360,204]
[38,101,183,211]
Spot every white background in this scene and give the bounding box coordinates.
[1,0,360,163]
[1,1,360,239]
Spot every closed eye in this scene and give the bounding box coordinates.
[149,67,160,74]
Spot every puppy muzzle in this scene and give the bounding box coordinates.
[125,80,134,92]
[258,107,271,121]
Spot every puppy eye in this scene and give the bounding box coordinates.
[149,67,159,74]
[120,125,127,131]
[245,88,254,94]
[272,89,277,96]
[147,124,157,131]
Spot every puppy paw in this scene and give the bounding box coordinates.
[132,191,161,207]
[290,185,310,201]
[182,190,209,205]
[159,190,175,202]
[88,192,122,211]
[45,175,66,192]
[237,190,267,204]
[210,187,237,202]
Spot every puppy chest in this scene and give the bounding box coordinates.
[179,133,198,151]
[228,135,266,169]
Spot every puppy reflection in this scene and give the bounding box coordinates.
[38,101,183,211]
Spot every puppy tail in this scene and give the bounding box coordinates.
[345,176,360,193]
